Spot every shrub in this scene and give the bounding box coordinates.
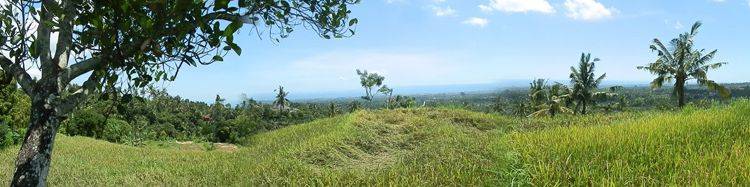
[63,109,106,138]
[103,118,133,143]
[0,122,14,149]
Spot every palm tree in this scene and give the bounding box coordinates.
[569,53,606,114]
[273,86,290,111]
[528,78,548,112]
[638,21,730,107]
[328,102,339,117]
[529,82,573,117]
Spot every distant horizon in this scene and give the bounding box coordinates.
[173,80,749,103]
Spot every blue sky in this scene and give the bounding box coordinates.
[165,0,750,102]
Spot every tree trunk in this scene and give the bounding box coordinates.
[677,80,686,108]
[12,94,61,186]
[581,100,587,115]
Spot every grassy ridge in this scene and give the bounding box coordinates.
[0,109,513,185]
[1,101,749,185]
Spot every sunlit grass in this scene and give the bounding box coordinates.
[506,100,750,185]
[1,101,749,185]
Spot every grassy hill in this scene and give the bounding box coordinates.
[1,100,749,185]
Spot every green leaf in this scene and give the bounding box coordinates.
[224,21,242,38]
[214,0,230,11]
[29,40,39,58]
[212,55,223,62]
[230,43,242,55]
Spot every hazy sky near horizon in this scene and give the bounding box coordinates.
[165,0,750,102]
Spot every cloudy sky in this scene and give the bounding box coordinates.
[165,0,750,101]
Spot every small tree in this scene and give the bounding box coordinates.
[378,85,393,108]
[327,102,339,117]
[273,86,290,112]
[356,69,384,101]
[348,100,361,112]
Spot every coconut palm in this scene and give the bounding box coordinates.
[638,21,730,107]
[529,82,573,117]
[528,78,548,112]
[569,53,606,114]
[273,86,290,111]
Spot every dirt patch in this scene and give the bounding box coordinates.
[213,143,239,152]
[172,141,239,152]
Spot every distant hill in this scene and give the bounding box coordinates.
[244,79,658,103]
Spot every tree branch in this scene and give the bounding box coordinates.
[60,57,101,85]
[38,0,54,79]
[0,55,35,94]
[57,71,101,115]
[53,0,75,73]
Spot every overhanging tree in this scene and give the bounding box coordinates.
[0,0,358,185]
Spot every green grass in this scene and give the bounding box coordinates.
[1,101,749,185]
[506,101,750,185]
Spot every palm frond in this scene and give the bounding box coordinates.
[594,73,606,86]
[698,79,731,99]
[651,39,674,62]
[690,21,702,36]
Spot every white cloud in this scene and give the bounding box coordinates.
[710,0,726,2]
[564,0,615,21]
[747,0,750,7]
[462,17,489,27]
[385,0,406,4]
[478,5,493,13]
[249,50,469,92]
[431,6,457,16]
[479,0,555,14]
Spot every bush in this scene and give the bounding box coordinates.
[0,122,14,149]
[63,109,106,138]
[103,118,132,143]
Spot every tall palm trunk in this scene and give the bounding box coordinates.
[676,77,687,108]
[13,90,62,186]
[581,100,587,114]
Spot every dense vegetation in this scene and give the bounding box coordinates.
[2,79,749,150]
[1,100,747,185]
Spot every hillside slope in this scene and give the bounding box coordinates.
[1,101,749,185]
